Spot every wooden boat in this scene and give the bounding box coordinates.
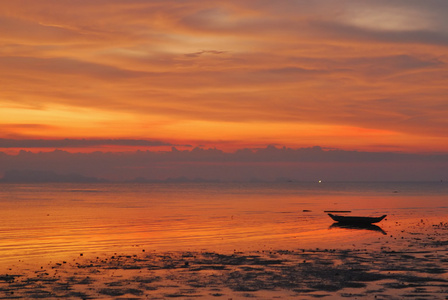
[328,213,386,224]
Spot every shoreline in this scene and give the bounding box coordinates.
[1,221,447,299]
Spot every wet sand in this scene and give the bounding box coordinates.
[1,219,447,299]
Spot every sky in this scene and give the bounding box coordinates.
[1,1,448,181]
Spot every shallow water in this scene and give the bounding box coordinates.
[0,181,447,269]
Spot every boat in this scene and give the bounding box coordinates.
[328,213,386,224]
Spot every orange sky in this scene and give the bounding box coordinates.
[1,1,448,153]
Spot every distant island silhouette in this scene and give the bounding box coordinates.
[0,170,107,183]
[0,170,226,183]
[0,170,299,184]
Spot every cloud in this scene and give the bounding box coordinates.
[1,123,55,130]
[0,138,175,148]
[310,20,448,46]
[0,14,86,44]
[0,56,148,80]
[338,0,448,33]
[184,50,226,58]
[0,146,447,181]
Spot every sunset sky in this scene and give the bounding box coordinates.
[1,1,448,180]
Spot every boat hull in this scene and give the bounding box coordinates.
[328,213,386,224]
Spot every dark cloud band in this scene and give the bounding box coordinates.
[0,138,174,148]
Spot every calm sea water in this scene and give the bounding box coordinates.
[0,182,447,268]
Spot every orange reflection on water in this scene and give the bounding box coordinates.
[0,182,446,269]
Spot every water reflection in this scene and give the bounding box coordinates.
[329,222,387,235]
[2,182,447,268]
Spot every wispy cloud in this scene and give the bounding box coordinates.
[0,138,176,148]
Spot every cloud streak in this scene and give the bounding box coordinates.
[0,138,177,148]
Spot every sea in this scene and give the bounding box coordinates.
[0,181,447,269]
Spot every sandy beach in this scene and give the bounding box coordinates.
[1,218,447,300]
